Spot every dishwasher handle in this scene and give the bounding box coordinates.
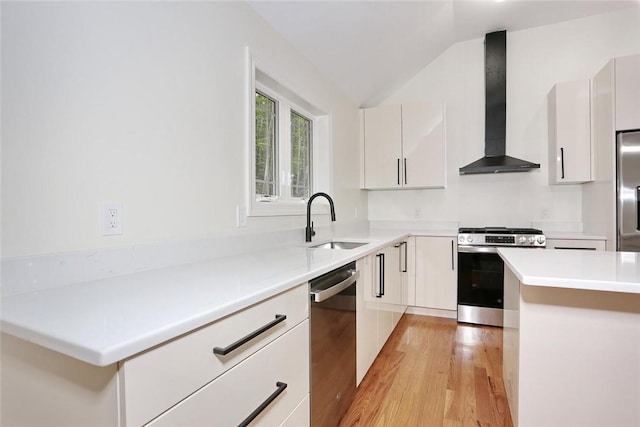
[310,270,359,303]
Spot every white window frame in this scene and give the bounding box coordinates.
[245,47,331,217]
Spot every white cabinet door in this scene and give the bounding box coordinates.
[356,255,378,385]
[615,54,640,131]
[414,237,457,311]
[402,103,446,189]
[375,247,395,350]
[362,103,446,190]
[547,80,592,184]
[362,104,402,189]
[380,243,403,306]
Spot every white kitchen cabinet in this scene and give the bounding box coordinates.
[356,241,408,385]
[361,104,402,189]
[356,254,378,385]
[1,284,310,427]
[147,321,309,427]
[546,238,606,251]
[547,79,592,184]
[0,333,119,427]
[583,55,638,250]
[414,236,457,312]
[615,54,640,131]
[361,102,446,190]
[120,283,308,426]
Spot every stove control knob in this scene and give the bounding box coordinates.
[518,236,527,244]
[537,236,546,244]
[466,235,474,243]
[458,235,465,244]
[528,236,535,244]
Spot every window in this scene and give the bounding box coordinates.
[255,91,278,197]
[290,111,312,198]
[246,48,329,217]
[253,84,315,204]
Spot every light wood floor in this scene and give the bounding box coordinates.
[340,314,513,427]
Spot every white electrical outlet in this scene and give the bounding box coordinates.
[102,202,123,236]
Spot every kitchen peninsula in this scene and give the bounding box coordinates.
[499,248,640,427]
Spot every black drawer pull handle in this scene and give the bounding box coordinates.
[213,314,286,356]
[238,381,288,427]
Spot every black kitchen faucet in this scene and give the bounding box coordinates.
[305,192,336,242]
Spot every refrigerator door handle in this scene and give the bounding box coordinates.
[637,186,640,231]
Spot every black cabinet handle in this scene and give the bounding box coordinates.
[381,253,385,296]
[560,147,565,179]
[402,241,408,273]
[404,158,407,185]
[554,247,596,250]
[376,253,385,298]
[238,381,287,427]
[394,243,402,272]
[397,159,400,185]
[213,314,286,356]
[451,240,454,271]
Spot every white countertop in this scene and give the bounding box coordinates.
[498,248,640,294]
[1,231,407,367]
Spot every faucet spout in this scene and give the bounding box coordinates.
[305,192,336,242]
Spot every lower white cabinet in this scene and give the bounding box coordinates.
[546,238,606,251]
[414,236,457,311]
[147,321,309,426]
[356,254,379,385]
[356,241,409,385]
[0,284,310,427]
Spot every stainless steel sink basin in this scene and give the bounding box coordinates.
[309,241,368,250]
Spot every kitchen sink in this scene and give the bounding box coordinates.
[309,241,368,250]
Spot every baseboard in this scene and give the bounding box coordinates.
[405,306,457,319]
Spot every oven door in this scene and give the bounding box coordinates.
[457,246,504,326]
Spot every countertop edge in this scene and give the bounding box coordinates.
[1,232,410,366]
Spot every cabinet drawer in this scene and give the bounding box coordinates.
[546,238,605,251]
[120,284,309,426]
[146,321,310,426]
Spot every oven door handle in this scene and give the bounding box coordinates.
[458,245,499,254]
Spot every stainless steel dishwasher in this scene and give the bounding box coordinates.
[309,261,358,427]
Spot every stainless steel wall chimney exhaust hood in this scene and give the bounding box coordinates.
[459,30,540,175]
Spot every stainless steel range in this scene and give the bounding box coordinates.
[457,227,546,327]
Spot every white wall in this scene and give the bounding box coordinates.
[369,7,640,229]
[1,2,364,258]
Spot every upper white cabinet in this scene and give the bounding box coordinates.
[547,79,592,184]
[615,55,640,131]
[414,236,457,312]
[583,54,639,250]
[361,102,446,190]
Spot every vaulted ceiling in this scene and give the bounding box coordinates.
[248,0,639,107]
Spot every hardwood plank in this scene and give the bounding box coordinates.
[340,314,513,427]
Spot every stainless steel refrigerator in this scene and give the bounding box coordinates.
[617,130,640,252]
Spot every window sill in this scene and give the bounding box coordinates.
[248,199,331,217]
